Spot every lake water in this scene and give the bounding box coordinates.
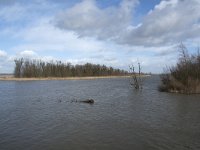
[0,76,200,150]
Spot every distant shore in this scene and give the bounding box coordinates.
[0,76,130,81]
[0,75,150,81]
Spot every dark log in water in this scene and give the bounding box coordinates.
[71,99,95,104]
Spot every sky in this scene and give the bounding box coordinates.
[0,0,200,74]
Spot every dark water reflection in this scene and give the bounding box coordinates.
[0,76,200,150]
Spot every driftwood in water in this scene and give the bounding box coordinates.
[71,98,94,104]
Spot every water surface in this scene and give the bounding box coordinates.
[0,76,199,150]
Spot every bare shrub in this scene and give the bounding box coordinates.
[159,43,200,94]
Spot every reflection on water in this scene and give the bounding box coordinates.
[0,76,199,150]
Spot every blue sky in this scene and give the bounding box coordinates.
[0,0,200,73]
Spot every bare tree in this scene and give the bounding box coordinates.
[129,62,143,90]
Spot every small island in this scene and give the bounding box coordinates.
[4,58,129,80]
[159,44,200,94]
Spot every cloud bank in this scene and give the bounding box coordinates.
[55,0,200,46]
[55,0,139,40]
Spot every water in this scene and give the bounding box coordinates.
[0,76,199,150]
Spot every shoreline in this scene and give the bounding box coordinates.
[0,75,132,81]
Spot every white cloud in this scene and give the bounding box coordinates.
[18,50,37,58]
[15,50,57,62]
[0,50,7,57]
[154,0,178,10]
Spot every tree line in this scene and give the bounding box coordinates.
[159,43,200,94]
[14,58,128,78]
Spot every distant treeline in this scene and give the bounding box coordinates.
[14,58,128,78]
[159,44,200,94]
